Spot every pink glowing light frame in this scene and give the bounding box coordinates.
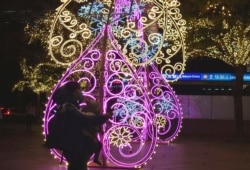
[44,0,183,168]
[43,25,182,168]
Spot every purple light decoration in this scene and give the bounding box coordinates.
[44,0,184,168]
[135,65,182,141]
[113,0,143,29]
[102,31,158,166]
[44,26,158,167]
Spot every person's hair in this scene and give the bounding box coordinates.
[52,81,81,105]
[64,81,80,93]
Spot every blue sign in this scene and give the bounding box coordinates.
[165,73,250,82]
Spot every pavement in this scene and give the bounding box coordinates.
[1,122,250,170]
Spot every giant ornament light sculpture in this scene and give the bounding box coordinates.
[43,0,186,168]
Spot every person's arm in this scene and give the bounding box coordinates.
[66,103,112,125]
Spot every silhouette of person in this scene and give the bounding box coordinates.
[52,81,112,170]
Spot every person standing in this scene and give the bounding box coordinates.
[25,102,36,132]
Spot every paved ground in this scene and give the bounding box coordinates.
[1,122,250,170]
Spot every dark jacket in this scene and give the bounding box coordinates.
[60,103,109,156]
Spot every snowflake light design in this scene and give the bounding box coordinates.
[109,126,133,148]
[155,114,167,129]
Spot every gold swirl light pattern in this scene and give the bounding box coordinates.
[48,0,186,81]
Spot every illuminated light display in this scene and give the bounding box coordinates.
[44,28,158,166]
[165,73,250,82]
[43,0,186,168]
[48,0,186,81]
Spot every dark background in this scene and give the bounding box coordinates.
[0,0,60,107]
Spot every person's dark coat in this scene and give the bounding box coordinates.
[60,102,109,158]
